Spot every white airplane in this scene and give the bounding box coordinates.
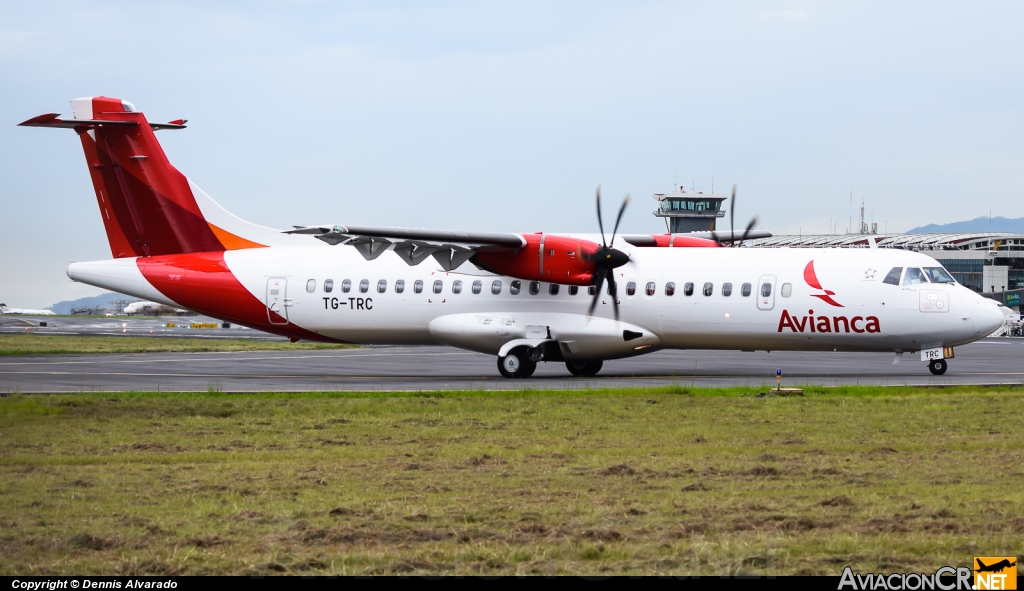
[20,97,1004,377]
[122,300,186,316]
[0,303,56,316]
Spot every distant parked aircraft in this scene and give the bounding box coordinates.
[123,301,188,316]
[0,303,56,316]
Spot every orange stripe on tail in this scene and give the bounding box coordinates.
[208,223,267,250]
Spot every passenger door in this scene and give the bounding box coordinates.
[756,275,776,311]
[266,277,289,324]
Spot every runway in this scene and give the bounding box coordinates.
[2,337,1022,393]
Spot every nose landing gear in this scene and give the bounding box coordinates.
[928,359,948,375]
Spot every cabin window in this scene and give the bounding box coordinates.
[530,281,541,295]
[324,279,334,293]
[924,267,955,283]
[646,282,656,296]
[377,280,387,293]
[549,284,560,296]
[684,282,694,296]
[741,282,751,297]
[395,280,405,294]
[492,280,503,295]
[413,280,423,293]
[569,285,579,296]
[903,267,928,286]
[722,283,732,297]
[703,282,713,296]
[626,282,637,296]
[665,282,675,296]
[588,285,597,296]
[510,280,520,295]
[342,279,352,293]
[306,279,316,293]
[472,280,482,294]
[452,280,463,294]
[359,279,369,293]
[433,280,443,294]
[781,283,792,297]
[761,283,771,297]
[883,267,903,285]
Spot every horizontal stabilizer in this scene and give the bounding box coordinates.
[18,113,186,131]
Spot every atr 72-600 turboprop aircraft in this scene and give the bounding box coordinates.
[21,97,1004,377]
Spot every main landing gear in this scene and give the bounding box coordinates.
[928,359,948,375]
[496,346,605,378]
[565,360,603,377]
[497,347,537,379]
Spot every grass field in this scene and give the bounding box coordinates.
[0,334,353,355]
[1,387,1022,576]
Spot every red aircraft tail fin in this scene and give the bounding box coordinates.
[20,97,271,258]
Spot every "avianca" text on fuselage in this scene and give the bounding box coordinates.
[778,310,881,333]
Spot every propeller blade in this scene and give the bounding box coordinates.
[608,274,619,320]
[729,185,736,247]
[738,216,760,248]
[587,268,607,316]
[609,195,630,247]
[595,187,606,248]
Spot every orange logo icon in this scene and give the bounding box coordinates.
[974,557,1017,590]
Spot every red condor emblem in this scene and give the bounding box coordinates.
[804,261,843,307]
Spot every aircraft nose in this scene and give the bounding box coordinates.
[972,297,1005,336]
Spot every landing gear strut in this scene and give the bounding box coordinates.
[497,347,537,379]
[565,360,603,377]
[928,359,948,375]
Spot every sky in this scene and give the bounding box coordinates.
[1,1,1022,307]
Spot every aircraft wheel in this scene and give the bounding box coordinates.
[566,360,603,377]
[498,348,532,379]
[928,359,948,375]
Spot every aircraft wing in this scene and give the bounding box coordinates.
[621,230,772,246]
[285,225,527,270]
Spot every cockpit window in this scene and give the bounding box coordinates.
[923,267,955,283]
[882,267,903,285]
[903,267,928,285]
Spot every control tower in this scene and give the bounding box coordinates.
[652,185,727,233]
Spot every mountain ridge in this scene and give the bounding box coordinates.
[907,216,1024,234]
[46,292,134,314]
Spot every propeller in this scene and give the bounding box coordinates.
[713,185,760,247]
[587,187,631,320]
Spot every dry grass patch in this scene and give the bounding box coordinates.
[0,389,1022,575]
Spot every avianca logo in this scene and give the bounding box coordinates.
[804,260,843,307]
[778,310,881,334]
[779,261,880,334]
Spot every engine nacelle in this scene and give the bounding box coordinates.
[471,233,600,286]
[653,234,720,247]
